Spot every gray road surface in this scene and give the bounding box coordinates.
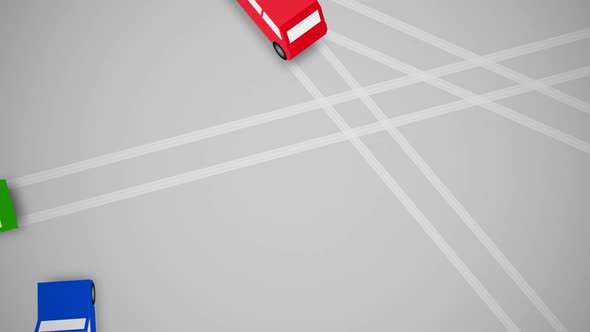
[1,0,589,331]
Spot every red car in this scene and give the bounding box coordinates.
[237,0,328,60]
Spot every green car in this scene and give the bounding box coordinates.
[0,179,18,233]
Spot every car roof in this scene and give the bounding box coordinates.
[38,280,93,321]
[258,0,318,26]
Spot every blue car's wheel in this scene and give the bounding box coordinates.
[91,282,95,305]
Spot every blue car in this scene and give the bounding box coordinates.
[35,280,97,332]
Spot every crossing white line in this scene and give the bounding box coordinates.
[320,40,563,332]
[328,3,579,328]
[484,29,590,65]
[326,32,590,156]
[11,28,590,189]
[290,61,521,332]
[18,66,590,226]
[19,132,347,225]
[331,0,590,118]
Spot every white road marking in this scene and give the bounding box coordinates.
[11,28,590,189]
[321,39,562,332]
[331,0,590,118]
[326,31,590,156]
[330,3,576,328]
[18,66,590,226]
[290,61,521,332]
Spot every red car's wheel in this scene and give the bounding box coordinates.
[273,42,287,60]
